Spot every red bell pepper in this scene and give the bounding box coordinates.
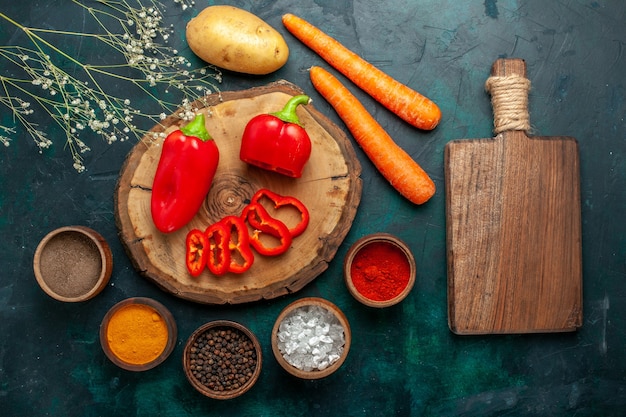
[220,215,254,274]
[205,221,230,276]
[185,229,209,277]
[242,202,292,256]
[239,95,312,178]
[151,114,219,233]
[250,189,310,237]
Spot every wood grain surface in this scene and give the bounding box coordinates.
[445,59,583,334]
[114,81,362,304]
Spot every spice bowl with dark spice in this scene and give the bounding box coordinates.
[33,226,113,302]
[343,233,416,308]
[100,297,177,372]
[271,297,351,379]
[183,320,262,400]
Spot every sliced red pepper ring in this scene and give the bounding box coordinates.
[204,221,230,276]
[185,229,209,277]
[242,202,292,256]
[250,189,310,237]
[220,215,255,274]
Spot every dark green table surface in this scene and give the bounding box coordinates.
[1,1,624,416]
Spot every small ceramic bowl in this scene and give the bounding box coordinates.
[33,226,113,302]
[100,297,177,372]
[271,297,351,379]
[343,233,416,308]
[183,320,262,400]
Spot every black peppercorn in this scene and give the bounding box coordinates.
[187,326,258,393]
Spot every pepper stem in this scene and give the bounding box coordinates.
[270,94,310,126]
[180,113,212,141]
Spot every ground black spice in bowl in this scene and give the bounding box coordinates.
[34,226,113,302]
[39,231,101,298]
[186,325,259,395]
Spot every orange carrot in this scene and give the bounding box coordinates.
[282,13,441,131]
[310,66,435,205]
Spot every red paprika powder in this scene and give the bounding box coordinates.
[349,241,410,301]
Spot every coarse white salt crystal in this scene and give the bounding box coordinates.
[277,305,345,372]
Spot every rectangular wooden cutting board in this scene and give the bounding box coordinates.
[445,58,583,334]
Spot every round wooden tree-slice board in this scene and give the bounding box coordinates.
[114,81,362,304]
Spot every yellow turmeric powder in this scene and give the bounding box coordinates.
[106,303,169,365]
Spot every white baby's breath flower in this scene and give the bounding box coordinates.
[1,0,222,172]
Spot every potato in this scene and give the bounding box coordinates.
[186,5,289,75]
